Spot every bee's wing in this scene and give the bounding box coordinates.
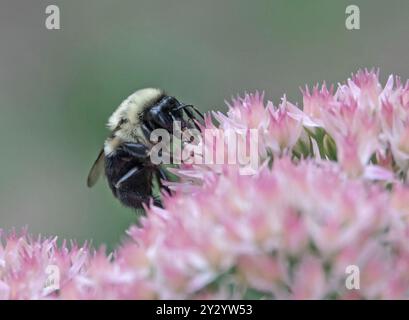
[87,149,105,188]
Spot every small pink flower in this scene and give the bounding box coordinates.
[215,91,269,131]
[289,257,327,300]
[301,82,335,124]
[264,97,303,155]
[237,254,286,294]
[346,68,383,111]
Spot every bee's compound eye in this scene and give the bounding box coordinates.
[148,106,173,129]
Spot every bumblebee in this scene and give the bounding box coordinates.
[87,88,202,209]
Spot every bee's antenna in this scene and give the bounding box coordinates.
[179,104,204,119]
[175,104,193,111]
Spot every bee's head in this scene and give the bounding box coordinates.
[143,95,186,133]
[142,94,204,138]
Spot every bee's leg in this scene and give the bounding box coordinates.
[118,143,150,160]
[183,107,202,131]
[151,196,163,208]
[141,123,154,142]
[115,166,144,189]
[186,105,204,120]
[156,168,171,195]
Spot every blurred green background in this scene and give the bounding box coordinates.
[1,0,408,250]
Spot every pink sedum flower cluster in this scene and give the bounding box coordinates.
[1,69,409,299]
[297,69,409,179]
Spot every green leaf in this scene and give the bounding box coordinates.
[323,134,337,160]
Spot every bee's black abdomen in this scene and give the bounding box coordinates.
[104,143,155,209]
